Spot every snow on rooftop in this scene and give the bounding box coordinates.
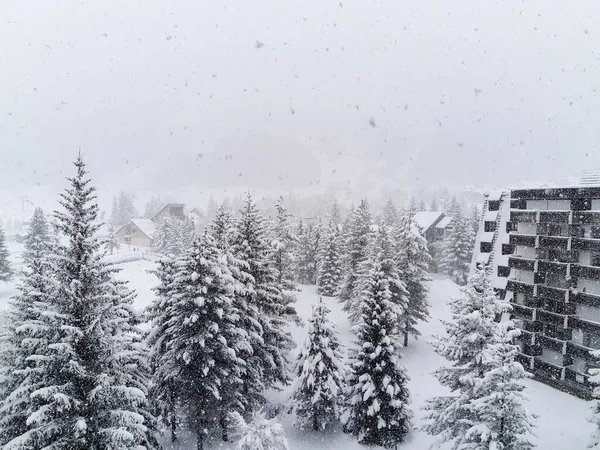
[487,190,506,201]
[130,219,157,239]
[413,211,443,231]
[435,216,452,229]
[480,231,495,243]
[483,210,499,221]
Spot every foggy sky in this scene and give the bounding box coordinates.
[1,0,599,193]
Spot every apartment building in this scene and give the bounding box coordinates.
[472,187,600,397]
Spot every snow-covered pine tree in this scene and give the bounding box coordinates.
[0,209,54,445]
[338,199,373,318]
[343,251,412,448]
[329,200,342,227]
[2,155,157,450]
[418,199,427,211]
[316,224,343,297]
[423,267,513,449]
[151,218,170,254]
[104,223,120,255]
[394,209,431,346]
[147,232,248,449]
[210,204,235,246]
[271,196,297,291]
[430,196,439,211]
[470,203,482,236]
[0,221,13,282]
[590,350,600,449]
[462,323,535,449]
[232,194,298,393]
[293,220,320,285]
[439,209,474,286]
[230,411,290,450]
[291,297,344,431]
[382,199,398,228]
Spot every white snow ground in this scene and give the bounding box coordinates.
[0,243,595,449]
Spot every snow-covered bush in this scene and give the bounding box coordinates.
[230,411,290,450]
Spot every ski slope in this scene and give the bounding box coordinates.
[0,243,595,449]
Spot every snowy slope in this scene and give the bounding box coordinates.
[0,248,595,449]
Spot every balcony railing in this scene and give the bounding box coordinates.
[538,236,570,249]
[571,264,600,280]
[508,256,535,271]
[566,342,596,360]
[569,317,600,335]
[534,359,564,380]
[572,212,600,225]
[536,260,569,276]
[509,234,537,247]
[536,309,567,327]
[539,211,570,224]
[506,279,536,295]
[511,303,535,321]
[572,291,600,307]
[516,353,534,370]
[522,320,544,333]
[537,285,568,301]
[510,210,537,223]
[536,334,565,353]
[523,343,542,356]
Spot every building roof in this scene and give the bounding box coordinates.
[189,207,205,217]
[129,219,157,239]
[413,211,444,232]
[435,216,453,229]
[151,203,185,222]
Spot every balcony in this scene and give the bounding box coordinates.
[569,317,600,335]
[572,291,600,307]
[510,234,536,247]
[564,368,592,391]
[572,212,600,225]
[543,300,576,316]
[510,210,537,223]
[508,256,535,271]
[511,303,535,321]
[523,296,545,308]
[545,324,573,341]
[572,238,600,252]
[566,342,596,360]
[537,285,568,301]
[523,343,542,356]
[539,211,571,224]
[536,309,567,327]
[537,260,569,277]
[534,359,564,380]
[522,320,543,333]
[516,353,534,370]
[538,236,570,250]
[536,334,565,353]
[571,264,600,280]
[506,279,536,295]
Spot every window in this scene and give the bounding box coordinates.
[583,331,600,350]
[498,266,510,277]
[506,221,518,233]
[480,242,493,253]
[484,221,496,232]
[592,226,600,239]
[572,198,592,211]
[502,244,515,255]
[488,200,500,211]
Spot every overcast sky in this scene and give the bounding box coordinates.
[1,0,599,194]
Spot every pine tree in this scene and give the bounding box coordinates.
[440,210,474,286]
[0,210,54,445]
[316,224,343,297]
[291,298,344,431]
[147,232,248,449]
[418,199,427,211]
[462,323,536,449]
[151,218,170,254]
[0,221,13,282]
[470,203,482,236]
[2,156,157,450]
[423,267,515,449]
[271,196,297,291]
[395,209,431,346]
[230,411,290,450]
[339,200,373,318]
[210,204,235,247]
[232,194,298,395]
[143,196,163,218]
[293,220,320,285]
[430,196,439,211]
[382,199,398,228]
[329,200,342,227]
[342,251,412,448]
[104,223,120,255]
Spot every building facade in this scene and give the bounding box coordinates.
[472,187,600,397]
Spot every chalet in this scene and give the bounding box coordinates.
[413,211,453,243]
[115,203,186,247]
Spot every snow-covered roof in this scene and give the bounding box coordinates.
[487,190,505,201]
[480,231,495,243]
[413,211,444,232]
[483,209,499,221]
[435,217,453,229]
[130,219,157,239]
[476,253,491,264]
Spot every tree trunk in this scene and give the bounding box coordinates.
[221,414,228,442]
[404,331,409,347]
[313,414,320,432]
[197,431,204,450]
[170,413,177,442]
